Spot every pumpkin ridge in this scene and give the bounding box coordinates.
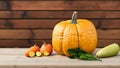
[62,23,79,56]
[75,23,79,49]
[76,19,97,53]
[52,21,69,55]
[61,23,69,55]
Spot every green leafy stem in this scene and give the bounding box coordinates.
[67,48,101,61]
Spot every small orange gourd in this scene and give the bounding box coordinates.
[52,11,97,56]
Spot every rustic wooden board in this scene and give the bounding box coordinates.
[0,29,51,39]
[0,40,49,47]
[97,29,120,39]
[0,19,120,29]
[11,1,120,10]
[101,19,120,29]
[0,19,61,29]
[0,29,120,39]
[0,11,120,18]
[98,40,120,48]
[0,1,10,10]
[0,48,120,68]
[0,39,119,48]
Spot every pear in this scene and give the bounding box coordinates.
[96,43,120,58]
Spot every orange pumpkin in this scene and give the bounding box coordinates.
[52,11,97,56]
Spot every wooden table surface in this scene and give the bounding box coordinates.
[0,48,120,68]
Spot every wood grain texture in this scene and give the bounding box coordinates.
[0,19,61,29]
[0,40,50,48]
[97,29,120,39]
[0,48,120,68]
[0,0,120,48]
[0,39,119,48]
[0,11,120,18]
[0,19,120,29]
[25,11,120,18]
[0,29,52,39]
[0,11,23,18]
[101,19,120,29]
[11,1,120,10]
[0,29,119,40]
[0,1,10,10]
[98,40,120,48]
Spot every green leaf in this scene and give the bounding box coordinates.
[77,49,86,56]
[67,48,77,56]
[67,48,101,61]
[80,54,98,61]
[67,48,85,57]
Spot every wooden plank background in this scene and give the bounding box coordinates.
[0,0,120,48]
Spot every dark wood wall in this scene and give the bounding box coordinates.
[0,1,120,48]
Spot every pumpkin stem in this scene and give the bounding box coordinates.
[71,11,77,24]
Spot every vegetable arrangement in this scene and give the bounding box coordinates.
[25,41,53,57]
[24,11,120,61]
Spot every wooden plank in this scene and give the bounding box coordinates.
[98,40,120,48]
[0,30,33,39]
[101,19,120,29]
[0,29,52,39]
[0,40,30,48]
[97,29,120,39]
[91,19,120,29]
[0,40,50,48]
[25,11,120,18]
[0,11,11,18]
[11,1,120,10]
[0,19,120,29]
[0,29,120,39]
[0,11,23,18]
[0,48,120,68]
[0,19,97,29]
[0,19,61,29]
[0,1,10,10]
[0,39,119,48]
[0,11,120,18]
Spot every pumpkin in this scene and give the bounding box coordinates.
[52,11,97,56]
